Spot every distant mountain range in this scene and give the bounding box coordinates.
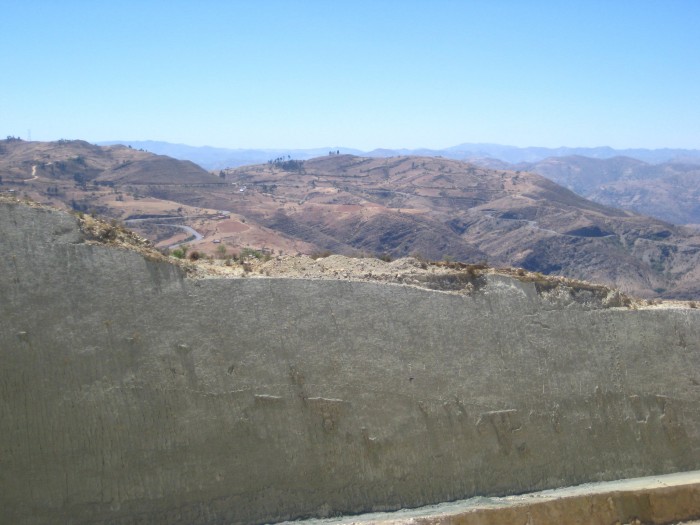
[99,141,700,170]
[98,141,364,170]
[98,140,700,226]
[6,139,700,298]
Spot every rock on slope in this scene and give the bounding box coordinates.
[1,198,699,525]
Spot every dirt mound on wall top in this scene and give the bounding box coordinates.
[4,195,697,310]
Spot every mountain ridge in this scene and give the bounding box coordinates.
[518,155,700,224]
[98,140,700,170]
[4,139,700,299]
[219,154,700,299]
[94,140,700,227]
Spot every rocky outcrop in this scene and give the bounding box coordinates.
[1,199,699,524]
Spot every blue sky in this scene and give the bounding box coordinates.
[1,1,699,150]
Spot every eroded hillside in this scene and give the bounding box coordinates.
[3,139,700,299]
[520,155,700,225]
[221,155,700,298]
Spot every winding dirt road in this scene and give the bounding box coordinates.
[123,217,205,249]
[160,224,204,249]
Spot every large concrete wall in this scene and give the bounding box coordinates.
[1,200,699,525]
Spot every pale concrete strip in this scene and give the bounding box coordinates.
[278,471,700,525]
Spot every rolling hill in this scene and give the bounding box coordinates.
[219,155,700,298]
[97,140,700,170]
[3,138,700,299]
[0,139,221,185]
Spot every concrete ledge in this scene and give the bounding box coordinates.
[298,471,700,525]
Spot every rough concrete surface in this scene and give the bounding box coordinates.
[1,199,699,524]
[280,471,700,525]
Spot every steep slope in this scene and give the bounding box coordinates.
[588,164,700,225]
[222,155,700,298]
[4,140,700,299]
[521,155,700,224]
[519,155,648,194]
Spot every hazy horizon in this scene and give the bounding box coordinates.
[2,1,699,150]
[98,139,700,154]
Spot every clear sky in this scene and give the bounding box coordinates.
[1,0,699,150]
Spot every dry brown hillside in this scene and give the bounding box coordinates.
[0,139,220,185]
[218,155,700,299]
[3,139,700,299]
[520,155,700,224]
